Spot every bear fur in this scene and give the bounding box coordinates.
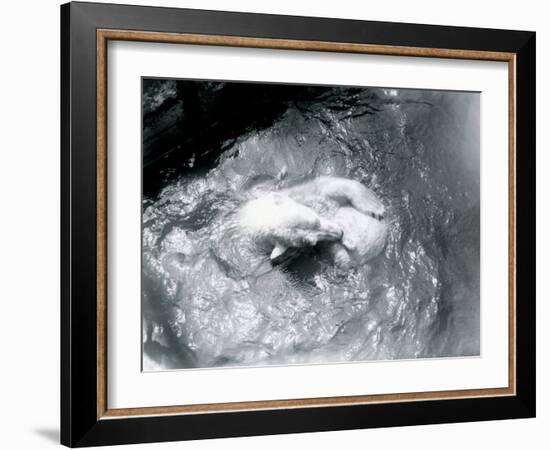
[237,176,387,268]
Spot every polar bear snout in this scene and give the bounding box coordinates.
[316,218,343,242]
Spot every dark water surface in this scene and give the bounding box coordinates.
[142,81,480,370]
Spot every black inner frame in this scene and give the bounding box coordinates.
[61,2,536,447]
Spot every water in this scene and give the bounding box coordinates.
[142,83,480,370]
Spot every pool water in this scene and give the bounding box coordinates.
[142,84,480,370]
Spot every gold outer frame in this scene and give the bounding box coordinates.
[96,29,517,420]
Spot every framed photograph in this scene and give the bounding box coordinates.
[61,1,536,447]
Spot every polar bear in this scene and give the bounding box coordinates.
[329,206,388,268]
[282,176,385,221]
[237,176,387,268]
[237,192,344,264]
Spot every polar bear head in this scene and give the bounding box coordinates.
[237,192,343,263]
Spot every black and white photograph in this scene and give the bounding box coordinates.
[0,0,542,447]
[141,79,480,371]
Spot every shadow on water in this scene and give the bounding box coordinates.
[143,79,336,197]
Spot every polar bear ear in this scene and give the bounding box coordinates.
[270,244,288,261]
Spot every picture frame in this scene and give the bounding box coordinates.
[60,1,536,447]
